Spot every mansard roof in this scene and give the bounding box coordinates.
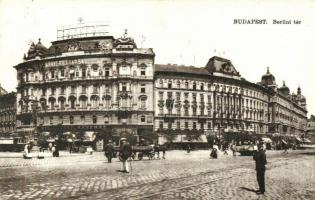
[155,64,209,76]
[205,56,240,77]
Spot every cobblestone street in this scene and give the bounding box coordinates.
[0,149,314,200]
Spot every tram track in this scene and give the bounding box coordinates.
[70,152,312,200]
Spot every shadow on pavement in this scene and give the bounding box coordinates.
[240,187,259,193]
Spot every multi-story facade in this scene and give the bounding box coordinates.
[155,57,269,145]
[259,69,308,136]
[306,115,315,143]
[14,27,155,142]
[13,25,308,146]
[0,92,16,135]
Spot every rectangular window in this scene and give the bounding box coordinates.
[208,122,211,129]
[60,87,65,95]
[105,68,110,77]
[185,122,189,129]
[193,122,197,129]
[176,121,180,129]
[70,116,74,124]
[93,116,97,124]
[141,68,146,76]
[122,83,127,92]
[200,122,204,130]
[159,121,163,129]
[60,69,65,77]
[168,122,172,129]
[141,84,146,93]
[176,92,180,101]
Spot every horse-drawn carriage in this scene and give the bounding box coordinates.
[113,138,155,161]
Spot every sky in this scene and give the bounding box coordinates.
[0,0,315,116]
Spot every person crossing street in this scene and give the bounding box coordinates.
[104,140,115,163]
[120,138,132,173]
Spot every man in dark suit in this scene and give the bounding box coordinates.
[120,139,132,173]
[253,143,267,195]
[104,140,114,163]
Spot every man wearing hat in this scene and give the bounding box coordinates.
[253,142,267,195]
[120,138,132,173]
[104,140,114,163]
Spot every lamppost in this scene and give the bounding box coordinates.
[29,96,40,140]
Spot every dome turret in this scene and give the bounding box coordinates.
[26,38,48,60]
[261,67,277,88]
[278,81,290,96]
[113,29,137,49]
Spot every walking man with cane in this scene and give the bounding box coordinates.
[120,138,132,173]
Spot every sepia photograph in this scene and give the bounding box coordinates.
[0,0,315,199]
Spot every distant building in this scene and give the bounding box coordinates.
[0,84,8,96]
[307,115,315,143]
[0,92,16,135]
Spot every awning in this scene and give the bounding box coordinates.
[47,139,55,142]
[261,137,272,143]
[69,69,75,74]
[172,134,208,143]
[295,137,302,142]
[303,138,312,143]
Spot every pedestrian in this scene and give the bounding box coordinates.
[223,142,229,155]
[52,144,56,157]
[253,143,267,195]
[210,146,218,159]
[283,143,288,154]
[161,145,166,159]
[23,142,30,158]
[154,144,160,159]
[48,142,52,151]
[186,144,191,153]
[231,142,236,156]
[120,139,132,173]
[104,140,115,163]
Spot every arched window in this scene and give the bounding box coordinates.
[185,81,189,89]
[91,96,99,108]
[168,80,172,89]
[200,83,204,91]
[160,79,163,87]
[79,96,88,109]
[193,82,196,90]
[58,97,66,110]
[177,80,180,89]
[69,96,76,109]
